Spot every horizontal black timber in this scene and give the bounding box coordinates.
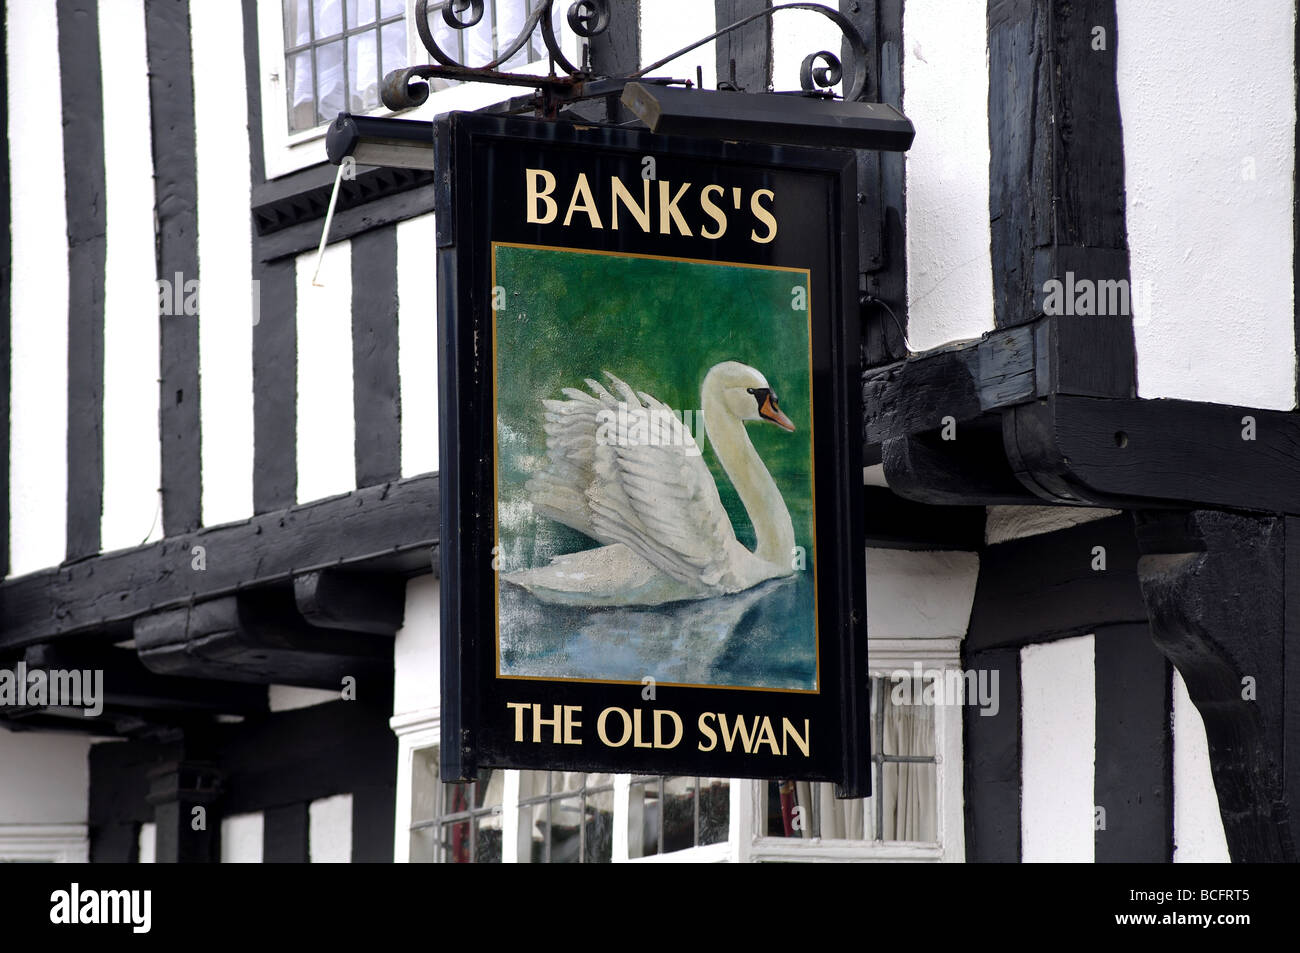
[257,185,436,263]
[863,323,1035,444]
[1011,395,1300,515]
[883,420,1041,507]
[0,474,440,651]
[967,514,1148,651]
[251,162,432,237]
[862,487,984,551]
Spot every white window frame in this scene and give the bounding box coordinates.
[256,0,582,180]
[392,639,966,865]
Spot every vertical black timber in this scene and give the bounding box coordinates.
[351,226,401,486]
[263,802,310,862]
[844,0,907,366]
[242,0,299,511]
[352,781,397,862]
[145,0,203,533]
[1286,516,1300,863]
[1295,7,1300,410]
[714,0,771,92]
[588,0,639,122]
[1093,623,1172,862]
[0,2,9,577]
[987,0,1134,396]
[963,647,1021,861]
[58,0,107,559]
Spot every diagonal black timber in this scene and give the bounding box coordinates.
[58,0,108,560]
[1134,509,1297,862]
[145,0,203,534]
[0,473,439,653]
[987,0,1134,394]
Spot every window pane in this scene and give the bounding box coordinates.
[286,48,315,132]
[880,678,938,842]
[497,0,532,71]
[462,0,496,64]
[380,0,404,17]
[442,817,472,862]
[348,0,377,27]
[284,0,311,46]
[661,776,697,853]
[314,0,344,39]
[585,787,614,863]
[696,777,730,845]
[474,818,504,863]
[315,39,346,125]
[381,20,407,75]
[410,747,440,826]
[348,32,379,111]
[628,778,661,858]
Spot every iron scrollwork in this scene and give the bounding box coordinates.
[383,0,871,114]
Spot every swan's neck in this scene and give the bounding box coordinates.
[702,393,796,566]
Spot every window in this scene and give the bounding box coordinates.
[629,776,730,857]
[763,676,937,844]
[282,0,408,134]
[258,0,576,179]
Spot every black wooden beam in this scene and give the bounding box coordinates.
[882,420,1040,507]
[1135,509,1297,862]
[968,514,1148,651]
[1006,395,1300,515]
[0,473,439,652]
[294,570,406,635]
[986,0,1134,395]
[714,0,771,93]
[133,590,390,687]
[145,0,203,534]
[0,3,9,579]
[1093,623,1172,862]
[351,226,402,486]
[861,488,983,551]
[963,647,1020,862]
[263,802,309,863]
[59,0,107,560]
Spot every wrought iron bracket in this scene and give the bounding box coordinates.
[383,0,875,118]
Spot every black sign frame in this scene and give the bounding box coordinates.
[436,111,869,795]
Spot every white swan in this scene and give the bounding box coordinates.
[503,361,798,607]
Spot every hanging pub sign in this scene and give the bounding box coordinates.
[437,111,869,793]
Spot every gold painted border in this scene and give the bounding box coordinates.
[491,241,820,696]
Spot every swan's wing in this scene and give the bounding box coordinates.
[585,373,738,589]
[524,385,603,539]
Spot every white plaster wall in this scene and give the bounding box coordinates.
[984,505,1123,546]
[99,0,162,553]
[193,0,256,526]
[902,0,995,351]
[1172,669,1231,862]
[220,812,265,863]
[397,214,439,477]
[1117,0,1296,409]
[7,1,69,576]
[770,3,843,97]
[1021,636,1096,862]
[309,793,353,862]
[865,549,979,639]
[296,241,356,502]
[393,576,441,720]
[639,0,718,92]
[0,728,90,825]
[137,822,156,863]
[269,685,340,711]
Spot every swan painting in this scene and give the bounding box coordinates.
[503,361,800,608]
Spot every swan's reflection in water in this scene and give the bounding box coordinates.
[499,573,817,690]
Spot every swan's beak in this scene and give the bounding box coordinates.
[760,394,796,432]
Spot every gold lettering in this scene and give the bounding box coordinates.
[698,712,718,752]
[700,184,728,239]
[754,716,781,755]
[507,702,529,742]
[532,703,563,743]
[610,177,652,232]
[563,172,604,228]
[525,168,558,224]
[564,705,583,745]
[719,713,756,753]
[654,709,684,749]
[597,706,632,747]
[659,180,693,236]
[750,188,777,243]
[781,717,811,757]
[632,707,653,748]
